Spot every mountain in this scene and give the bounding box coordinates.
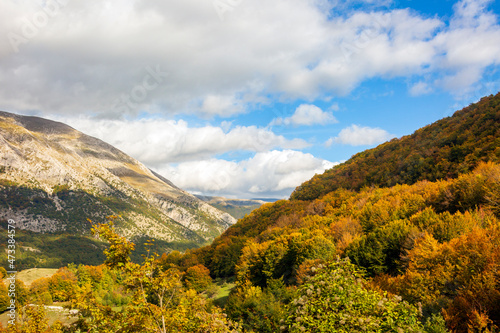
[0,111,236,248]
[291,93,500,201]
[195,195,271,219]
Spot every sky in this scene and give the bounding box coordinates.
[1,0,500,199]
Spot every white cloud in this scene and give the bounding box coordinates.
[272,104,338,126]
[452,0,495,28]
[158,150,338,198]
[327,124,394,146]
[60,117,309,165]
[328,103,340,112]
[0,0,499,117]
[432,0,500,94]
[49,115,334,198]
[409,81,433,96]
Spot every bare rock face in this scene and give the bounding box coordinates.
[0,111,236,244]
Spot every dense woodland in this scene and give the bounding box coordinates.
[292,93,500,201]
[1,94,500,332]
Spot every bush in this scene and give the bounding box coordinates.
[183,264,213,292]
[284,258,426,332]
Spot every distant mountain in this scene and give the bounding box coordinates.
[195,195,272,219]
[0,111,236,247]
[291,93,500,201]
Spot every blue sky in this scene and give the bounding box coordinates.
[0,0,499,198]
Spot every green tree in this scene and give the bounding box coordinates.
[346,220,418,276]
[225,279,293,333]
[284,258,432,332]
[90,216,135,269]
[0,282,9,313]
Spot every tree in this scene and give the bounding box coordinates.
[284,258,433,332]
[71,219,239,332]
[90,216,135,269]
[346,220,418,276]
[391,226,500,332]
[4,304,64,333]
[0,282,9,313]
[29,277,53,305]
[184,264,213,292]
[48,268,77,302]
[225,279,293,333]
[19,305,50,333]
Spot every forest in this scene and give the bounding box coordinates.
[0,94,499,332]
[292,93,500,201]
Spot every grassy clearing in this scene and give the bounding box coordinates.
[213,281,235,308]
[0,302,77,328]
[16,268,59,286]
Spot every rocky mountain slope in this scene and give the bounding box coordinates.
[0,111,236,245]
[195,195,272,219]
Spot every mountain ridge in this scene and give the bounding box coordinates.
[291,93,500,201]
[0,111,236,247]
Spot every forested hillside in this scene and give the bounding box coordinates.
[184,162,500,332]
[291,93,500,201]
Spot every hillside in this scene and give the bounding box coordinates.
[0,111,236,263]
[191,94,500,278]
[195,195,270,219]
[291,93,500,201]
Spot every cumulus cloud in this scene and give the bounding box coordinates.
[326,124,394,146]
[410,81,433,96]
[271,104,338,126]
[157,150,338,198]
[60,117,309,165]
[432,0,500,94]
[50,115,334,198]
[0,0,499,117]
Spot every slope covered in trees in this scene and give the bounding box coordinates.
[291,93,500,201]
[188,162,499,332]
